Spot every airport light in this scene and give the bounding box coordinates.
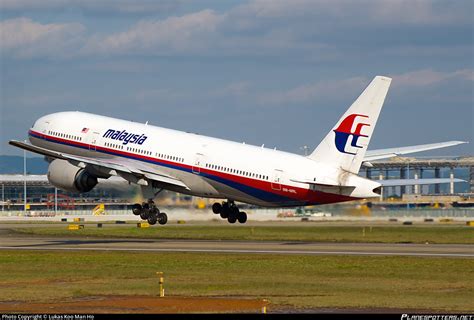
[156,272,165,297]
[23,150,26,212]
[262,299,269,314]
[55,187,58,214]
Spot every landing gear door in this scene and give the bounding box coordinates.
[192,153,204,174]
[271,169,283,191]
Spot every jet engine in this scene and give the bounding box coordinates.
[47,159,98,193]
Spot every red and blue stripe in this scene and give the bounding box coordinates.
[29,130,357,206]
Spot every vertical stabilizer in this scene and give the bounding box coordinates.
[308,76,392,174]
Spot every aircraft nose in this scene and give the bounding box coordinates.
[30,114,52,134]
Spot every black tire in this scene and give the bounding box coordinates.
[228,215,237,224]
[237,211,247,224]
[150,206,160,215]
[158,212,168,225]
[231,206,239,215]
[147,214,157,225]
[140,211,149,220]
[132,203,142,215]
[220,210,229,219]
[212,203,222,214]
[222,202,229,211]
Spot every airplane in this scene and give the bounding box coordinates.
[9,76,467,225]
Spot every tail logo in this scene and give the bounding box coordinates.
[334,114,370,155]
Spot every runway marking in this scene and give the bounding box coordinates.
[0,246,473,258]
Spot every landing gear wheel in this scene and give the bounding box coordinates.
[132,203,142,215]
[237,212,247,224]
[220,203,229,219]
[212,203,222,214]
[158,212,168,225]
[231,206,239,215]
[140,211,149,220]
[228,215,237,224]
[220,211,229,219]
[147,214,157,225]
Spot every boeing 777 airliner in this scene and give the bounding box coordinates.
[10,76,466,225]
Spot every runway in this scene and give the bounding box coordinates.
[1,235,473,258]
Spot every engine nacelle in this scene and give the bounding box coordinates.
[47,159,98,193]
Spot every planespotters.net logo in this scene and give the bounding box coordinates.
[401,314,474,320]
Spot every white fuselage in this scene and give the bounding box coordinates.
[28,112,380,207]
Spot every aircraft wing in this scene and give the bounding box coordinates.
[376,178,465,187]
[364,141,468,162]
[9,140,190,190]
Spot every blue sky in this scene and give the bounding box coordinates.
[1,0,473,157]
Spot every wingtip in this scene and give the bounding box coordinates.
[375,75,392,82]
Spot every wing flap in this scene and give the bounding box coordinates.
[9,140,68,160]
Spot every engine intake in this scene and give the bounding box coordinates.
[47,159,98,193]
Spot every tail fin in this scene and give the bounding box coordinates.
[308,76,392,174]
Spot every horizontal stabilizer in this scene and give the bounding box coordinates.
[290,179,356,195]
[377,178,465,187]
[290,178,355,188]
[365,141,468,161]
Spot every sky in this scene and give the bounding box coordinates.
[1,0,473,157]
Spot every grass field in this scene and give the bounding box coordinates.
[13,224,474,244]
[1,250,473,312]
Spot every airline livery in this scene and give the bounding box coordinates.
[10,76,466,225]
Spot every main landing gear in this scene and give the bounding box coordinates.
[132,200,168,225]
[212,200,247,224]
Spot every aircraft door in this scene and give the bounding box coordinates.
[192,153,204,174]
[271,169,283,191]
[88,132,101,151]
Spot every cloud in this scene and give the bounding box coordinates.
[0,0,181,15]
[392,69,474,87]
[0,0,68,11]
[212,82,252,97]
[257,77,369,105]
[232,0,472,26]
[80,8,335,58]
[253,68,474,106]
[0,17,85,58]
[83,60,161,73]
[2,0,471,60]
[83,9,224,55]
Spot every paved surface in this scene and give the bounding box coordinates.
[1,221,473,258]
[1,234,473,258]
